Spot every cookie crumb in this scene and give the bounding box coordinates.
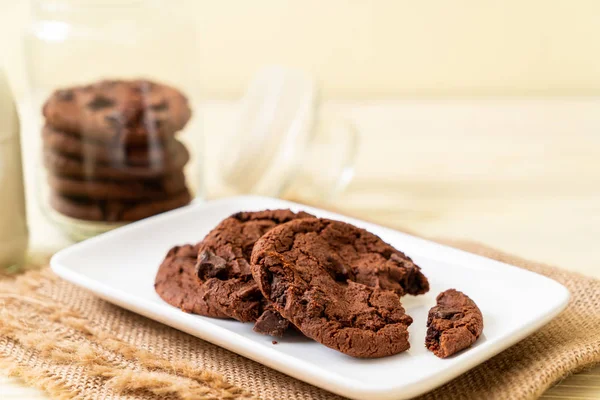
[272,340,278,345]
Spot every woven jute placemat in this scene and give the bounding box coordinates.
[0,239,598,400]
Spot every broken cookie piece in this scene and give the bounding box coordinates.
[425,289,483,358]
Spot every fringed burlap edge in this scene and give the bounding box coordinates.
[0,269,257,400]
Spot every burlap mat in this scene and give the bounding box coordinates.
[0,239,599,400]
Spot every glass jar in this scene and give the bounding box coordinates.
[24,0,200,241]
[209,66,359,203]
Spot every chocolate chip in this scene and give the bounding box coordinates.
[196,250,228,280]
[272,340,278,345]
[56,90,74,101]
[433,308,463,319]
[236,282,262,300]
[231,212,245,221]
[87,95,115,110]
[149,100,169,111]
[254,310,290,337]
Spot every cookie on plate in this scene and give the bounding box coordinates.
[43,79,191,145]
[251,218,426,357]
[50,189,192,222]
[193,209,315,337]
[425,289,483,358]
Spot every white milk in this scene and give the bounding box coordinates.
[0,66,28,269]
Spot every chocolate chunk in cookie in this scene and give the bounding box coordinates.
[193,210,314,336]
[43,79,191,145]
[50,189,192,222]
[154,244,228,317]
[253,307,290,337]
[86,95,115,110]
[251,218,422,358]
[425,289,484,358]
[47,171,187,200]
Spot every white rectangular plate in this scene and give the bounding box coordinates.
[51,196,569,400]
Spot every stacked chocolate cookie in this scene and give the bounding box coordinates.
[42,79,193,222]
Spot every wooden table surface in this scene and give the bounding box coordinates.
[3,99,599,399]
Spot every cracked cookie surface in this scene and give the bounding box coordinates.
[251,218,428,358]
[425,289,483,358]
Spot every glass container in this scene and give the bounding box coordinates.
[24,0,200,241]
[212,66,359,203]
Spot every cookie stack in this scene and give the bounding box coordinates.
[42,79,193,223]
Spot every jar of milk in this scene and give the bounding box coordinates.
[0,64,28,271]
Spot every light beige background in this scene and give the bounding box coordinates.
[1,2,600,398]
[3,0,600,99]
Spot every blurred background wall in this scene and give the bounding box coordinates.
[1,0,599,275]
[2,0,600,99]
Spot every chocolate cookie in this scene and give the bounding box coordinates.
[425,289,484,358]
[43,144,189,180]
[251,218,425,358]
[154,244,228,317]
[193,210,314,337]
[43,79,191,145]
[50,189,192,222]
[42,125,187,166]
[47,172,187,200]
